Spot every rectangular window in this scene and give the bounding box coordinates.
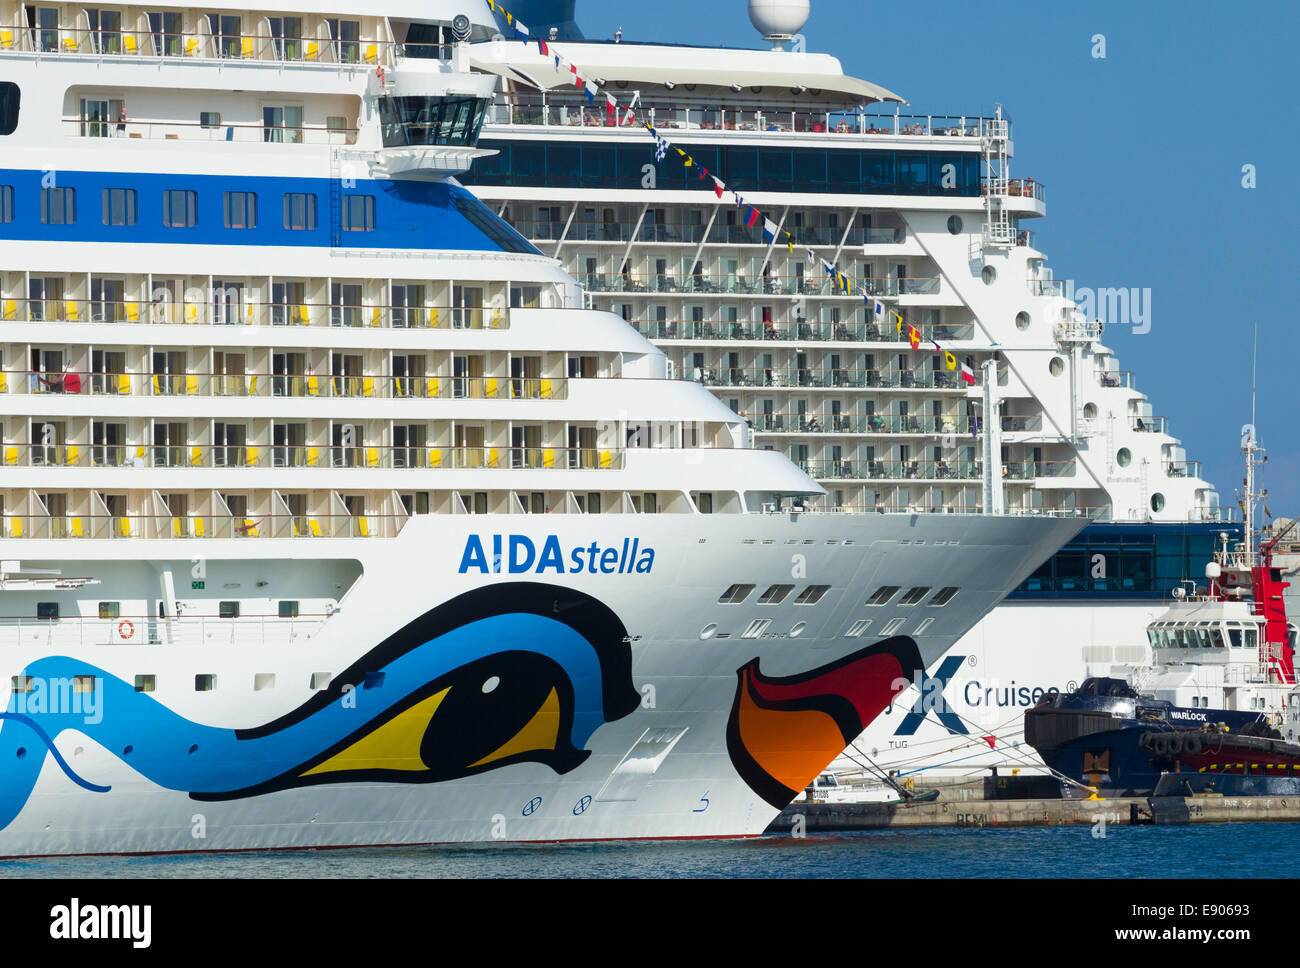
[12,676,34,694]
[40,187,75,225]
[162,189,197,227]
[98,601,121,619]
[342,194,375,232]
[718,583,755,604]
[794,584,831,605]
[757,584,794,605]
[101,188,136,226]
[283,193,317,230]
[899,586,931,606]
[199,111,222,128]
[880,617,906,635]
[845,619,872,638]
[928,586,959,607]
[0,185,12,222]
[741,619,771,639]
[195,674,217,691]
[278,600,299,618]
[223,191,257,229]
[134,674,156,693]
[218,601,240,619]
[866,585,900,606]
[36,602,60,620]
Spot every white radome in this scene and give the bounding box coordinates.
[748,0,810,43]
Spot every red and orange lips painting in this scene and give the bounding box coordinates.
[725,637,923,809]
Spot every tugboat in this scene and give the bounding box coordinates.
[1026,427,1298,797]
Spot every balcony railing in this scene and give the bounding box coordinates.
[746,412,970,435]
[795,458,1074,481]
[0,613,327,648]
[67,117,358,146]
[0,443,626,471]
[489,96,998,141]
[587,274,939,297]
[1,298,511,331]
[1,25,399,67]
[519,220,906,248]
[633,319,973,344]
[1,370,569,402]
[1130,415,1167,434]
[689,367,979,390]
[1164,460,1201,479]
[981,177,1045,203]
[1097,370,1135,389]
[2,513,411,540]
[1000,415,1043,432]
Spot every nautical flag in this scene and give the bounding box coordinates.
[514,20,529,39]
[960,362,976,386]
[929,338,941,352]
[554,53,562,70]
[838,271,851,294]
[584,80,598,102]
[622,90,641,126]
[893,311,904,334]
[648,126,668,162]
[606,93,617,125]
[873,299,885,320]
[786,234,794,252]
[538,38,549,57]
[944,350,958,371]
[762,218,779,244]
[908,325,921,350]
[971,413,980,438]
[712,176,725,199]
[745,207,761,228]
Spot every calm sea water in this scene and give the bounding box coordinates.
[4,823,1299,878]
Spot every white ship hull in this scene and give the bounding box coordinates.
[0,512,1076,855]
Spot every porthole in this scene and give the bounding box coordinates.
[1015,311,1030,331]
[947,215,963,235]
[1151,493,1166,512]
[981,265,997,285]
[1117,448,1132,467]
[1083,403,1098,419]
[790,622,807,638]
[15,747,25,759]
[700,623,718,640]
[1049,357,1065,376]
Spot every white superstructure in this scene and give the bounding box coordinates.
[0,0,1079,854]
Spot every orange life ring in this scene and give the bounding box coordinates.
[118,619,135,640]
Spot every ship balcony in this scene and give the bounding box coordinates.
[0,443,626,472]
[489,96,1000,145]
[67,117,358,146]
[1097,369,1135,389]
[634,319,973,345]
[1,298,512,332]
[1130,415,1167,434]
[518,219,905,248]
[0,511,409,541]
[690,366,980,391]
[1164,459,1201,479]
[0,370,570,402]
[1000,415,1044,433]
[745,412,971,435]
[790,458,1075,483]
[585,273,940,298]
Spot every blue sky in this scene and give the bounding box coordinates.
[564,0,1300,516]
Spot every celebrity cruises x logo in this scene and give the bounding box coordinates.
[49,898,151,948]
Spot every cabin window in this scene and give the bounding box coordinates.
[0,82,18,136]
[219,601,240,619]
[199,111,222,129]
[899,586,931,606]
[36,602,59,620]
[741,619,771,639]
[928,586,959,606]
[134,675,155,693]
[866,585,899,606]
[254,673,276,691]
[342,194,375,232]
[223,191,257,229]
[0,185,12,222]
[98,601,120,619]
[757,584,794,605]
[794,584,831,605]
[278,600,299,618]
[162,189,197,227]
[283,193,317,230]
[195,674,217,691]
[101,188,137,226]
[40,187,75,225]
[718,583,755,604]
[845,620,872,638]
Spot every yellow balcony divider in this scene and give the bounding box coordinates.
[298,305,309,325]
[427,377,439,398]
[186,303,198,323]
[123,34,137,53]
[245,446,259,466]
[0,30,13,49]
[305,41,319,60]
[491,308,503,328]
[599,450,612,468]
[184,37,198,55]
[185,375,198,395]
[65,300,79,321]
[152,375,162,395]
[190,446,203,466]
[125,302,139,322]
[540,378,552,399]
[242,518,258,537]
[429,307,439,327]
[194,517,205,538]
[306,375,319,396]
[117,374,130,394]
[487,448,499,468]
[64,445,78,465]
[364,44,377,62]
[119,517,132,538]
[0,373,7,393]
[247,375,258,395]
[70,517,83,538]
[10,517,22,538]
[308,519,322,537]
[356,516,371,536]
[365,447,379,467]
[241,37,253,58]
[485,377,498,398]
[173,517,184,538]
[306,446,318,467]
[371,306,381,327]
[362,377,375,397]
[543,449,555,468]
[5,447,17,465]
[430,447,441,467]
[2,300,14,320]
